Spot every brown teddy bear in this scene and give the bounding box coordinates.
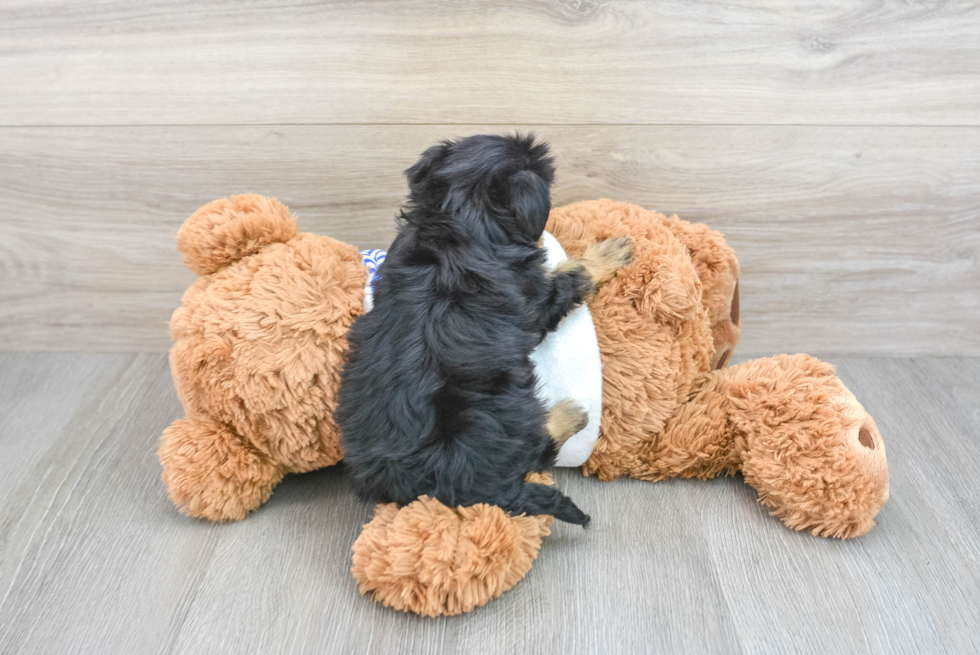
[159,194,889,617]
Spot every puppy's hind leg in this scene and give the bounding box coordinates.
[547,399,589,448]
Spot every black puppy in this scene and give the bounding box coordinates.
[337,134,632,525]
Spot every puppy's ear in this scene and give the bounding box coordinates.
[506,168,552,239]
[405,142,451,197]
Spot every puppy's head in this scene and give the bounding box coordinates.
[403,133,555,246]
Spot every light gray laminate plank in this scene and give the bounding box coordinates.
[687,357,980,654]
[1,125,977,356]
[1,1,978,126]
[1,355,978,654]
[0,353,223,655]
[0,352,132,501]
[0,352,740,654]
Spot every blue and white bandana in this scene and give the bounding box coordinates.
[360,248,387,311]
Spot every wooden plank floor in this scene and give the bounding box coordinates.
[0,353,977,654]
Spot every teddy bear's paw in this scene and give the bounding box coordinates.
[159,417,285,521]
[580,237,634,286]
[351,474,554,617]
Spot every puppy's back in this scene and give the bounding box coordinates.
[337,134,589,526]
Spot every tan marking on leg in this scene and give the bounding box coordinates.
[577,237,634,286]
[553,259,597,299]
[547,399,589,447]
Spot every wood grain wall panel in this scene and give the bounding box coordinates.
[1,125,976,355]
[1,1,978,126]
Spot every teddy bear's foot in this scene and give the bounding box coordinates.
[638,354,889,538]
[351,473,554,617]
[735,356,890,538]
[160,417,284,521]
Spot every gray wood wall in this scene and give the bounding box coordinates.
[1,1,978,356]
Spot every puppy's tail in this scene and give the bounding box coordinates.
[503,483,590,527]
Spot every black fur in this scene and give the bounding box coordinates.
[337,133,591,525]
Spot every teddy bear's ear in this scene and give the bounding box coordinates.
[177,194,298,276]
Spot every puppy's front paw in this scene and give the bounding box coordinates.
[581,237,634,285]
[547,399,589,447]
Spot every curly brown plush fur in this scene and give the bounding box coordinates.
[636,353,888,538]
[546,200,718,480]
[349,200,888,615]
[160,195,889,617]
[351,472,554,617]
[161,195,366,521]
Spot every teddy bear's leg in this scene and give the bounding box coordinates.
[628,354,889,538]
[160,416,284,521]
[350,473,555,616]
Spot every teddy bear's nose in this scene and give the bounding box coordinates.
[858,426,876,450]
